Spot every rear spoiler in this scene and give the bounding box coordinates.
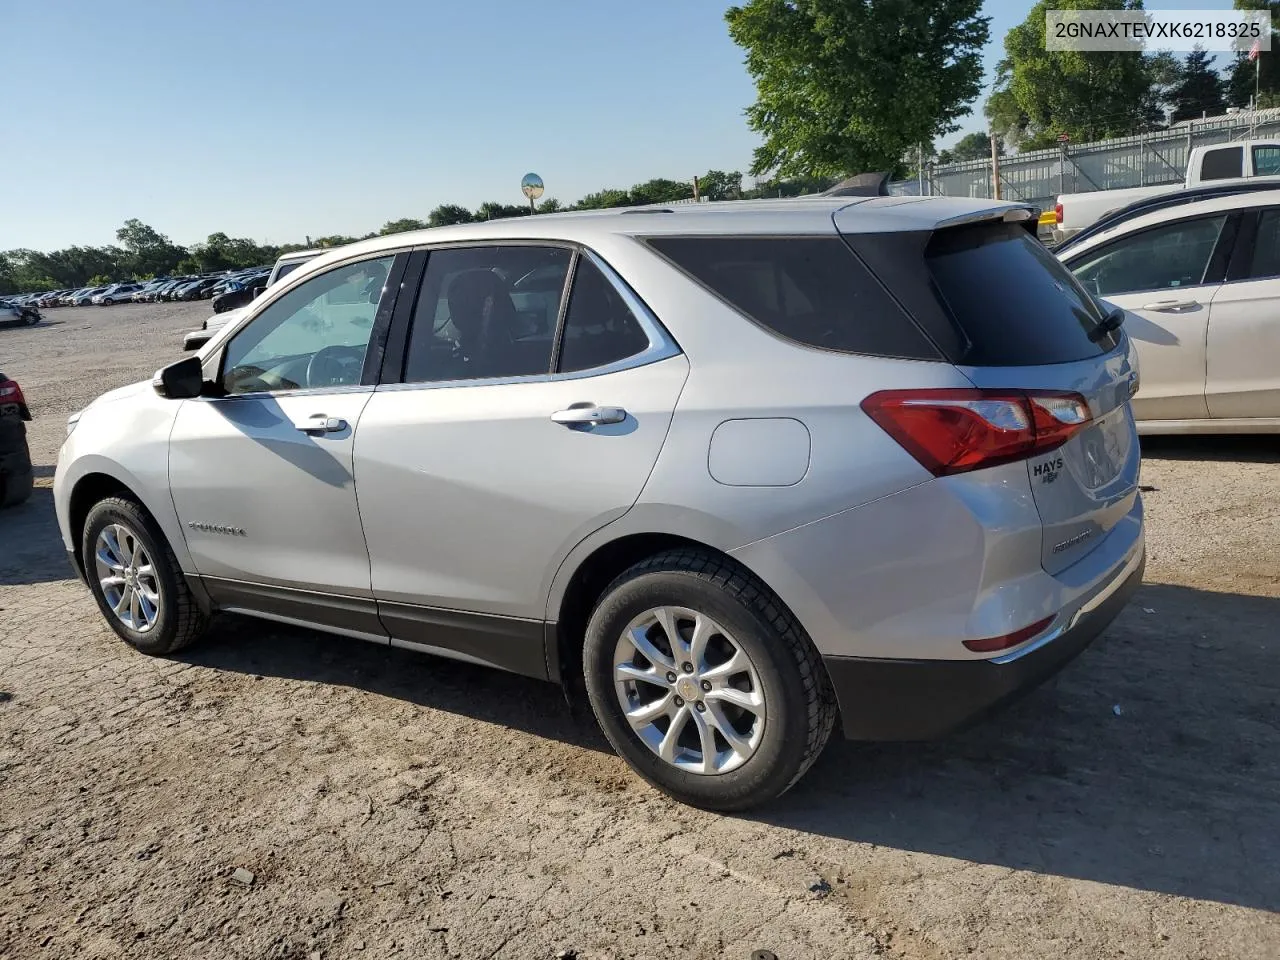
[934,205,1041,238]
[823,172,892,197]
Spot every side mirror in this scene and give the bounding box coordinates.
[252,287,264,300]
[153,355,206,398]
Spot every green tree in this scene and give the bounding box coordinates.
[380,218,428,235]
[627,178,693,205]
[573,188,632,210]
[696,170,744,200]
[1225,2,1280,107]
[938,130,999,164]
[726,0,989,178]
[428,204,477,227]
[474,202,529,221]
[1169,47,1227,122]
[537,198,563,214]
[986,1,1164,150]
[114,218,187,276]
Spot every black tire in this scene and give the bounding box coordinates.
[583,549,837,811]
[81,496,208,655]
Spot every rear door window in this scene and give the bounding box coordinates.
[556,258,652,373]
[645,236,938,360]
[1200,146,1244,181]
[1067,215,1228,296]
[1253,146,1280,176]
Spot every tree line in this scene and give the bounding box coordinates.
[3,169,847,294]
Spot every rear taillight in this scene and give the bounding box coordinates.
[861,389,1092,477]
[0,380,24,406]
[963,615,1055,653]
[1054,202,1063,224]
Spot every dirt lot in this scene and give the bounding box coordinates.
[1,302,1277,960]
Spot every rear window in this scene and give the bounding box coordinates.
[645,237,939,360]
[1200,146,1244,181]
[924,223,1117,365]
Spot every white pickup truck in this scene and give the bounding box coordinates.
[1053,138,1280,241]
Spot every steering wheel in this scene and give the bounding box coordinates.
[306,345,364,388]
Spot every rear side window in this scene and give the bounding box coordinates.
[1247,208,1280,279]
[1200,146,1244,181]
[926,223,1116,364]
[557,258,651,373]
[645,237,938,360]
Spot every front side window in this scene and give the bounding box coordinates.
[1069,215,1227,297]
[1200,146,1244,181]
[404,246,570,383]
[1254,146,1280,177]
[221,255,393,394]
[557,258,652,372]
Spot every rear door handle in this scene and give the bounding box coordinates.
[550,405,627,426]
[294,414,347,434]
[1141,298,1200,312]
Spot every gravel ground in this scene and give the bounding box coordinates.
[1,302,1277,960]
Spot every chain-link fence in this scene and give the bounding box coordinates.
[888,106,1280,211]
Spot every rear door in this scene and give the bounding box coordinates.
[354,243,687,667]
[1063,211,1239,422]
[1206,206,1280,418]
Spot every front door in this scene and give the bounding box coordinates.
[1066,212,1235,422]
[353,244,688,672]
[169,254,401,622]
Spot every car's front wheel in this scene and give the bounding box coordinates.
[583,549,836,811]
[82,496,208,655]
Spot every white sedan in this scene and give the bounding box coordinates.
[1059,189,1280,434]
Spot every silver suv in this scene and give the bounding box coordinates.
[54,199,1145,809]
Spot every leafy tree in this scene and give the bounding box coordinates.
[1225,1,1280,107]
[475,202,529,221]
[115,218,188,276]
[88,274,115,286]
[938,130,999,164]
[537,198,562,214]
[312,235,360,248]
[1170,47,1227,122]
[380,218,428,235]
[696,170,744,200]
[428,204,476,227]
[726,0,989,178]
[627,178,694,205]
[574,188,632,210]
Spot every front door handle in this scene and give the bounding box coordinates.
[294,414,347,434]
[550,405,627,426]
[1141,298,1200,312]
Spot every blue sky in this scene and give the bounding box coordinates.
[4,0,1235,250]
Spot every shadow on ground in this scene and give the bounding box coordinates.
[1141,434,1280,463]
[189,580,1279,913]
[0,487,74,585]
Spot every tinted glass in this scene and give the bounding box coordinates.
[926,223,1116,363]
[273,260,309,283]
[557,258,652,372]
[1068,215,1226,296]
[404,246,569,383]
[1254,146,1280,176]
[1201,146,1244,181]
[646,237,937,359]
[221,256,393,394]
[1248,208,1280,278]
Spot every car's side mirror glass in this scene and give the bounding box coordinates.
[252,287,264,299]
[152,355,206,398]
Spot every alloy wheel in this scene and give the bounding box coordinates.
[94,523,161,633]
[612,606,766,775]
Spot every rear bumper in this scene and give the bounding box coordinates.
[825,546,1144,741]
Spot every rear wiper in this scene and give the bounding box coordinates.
[1089,305,1125,343]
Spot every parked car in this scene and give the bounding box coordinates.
[58,199,1144,809]
[184,248,324,349]
[71,287,108,306]
[1059,188,1280,434]
[36,290,70,308]
[0,371,33,507]
[210,272,269,314]
[175,276,222,301]
[1,299,42,327]
[93,283,143,305]
[1054,138,1280,242]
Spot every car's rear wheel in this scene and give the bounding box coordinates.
[583,549,836,811]
[82,496,208,655]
